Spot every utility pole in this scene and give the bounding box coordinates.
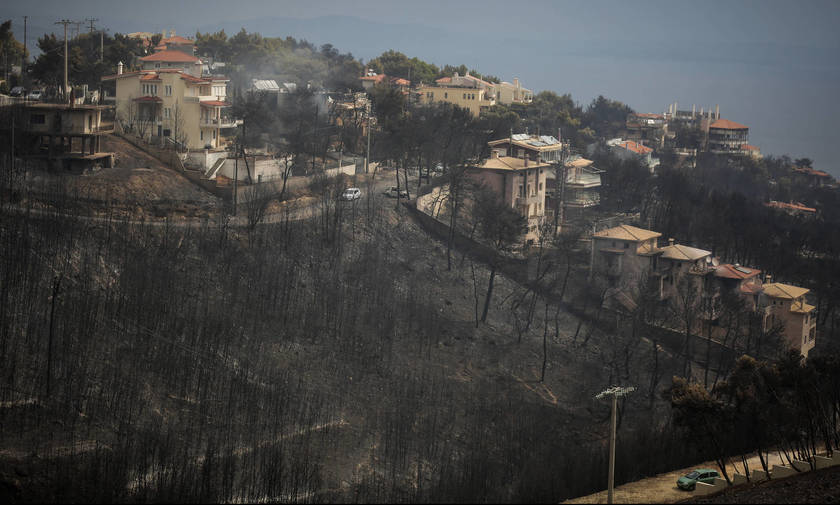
[22,16,27,85]
[86,18,98,34]
[71,21,83,40]
[595,386,635,505]
[55,20,72,102]
[364,104,372,173]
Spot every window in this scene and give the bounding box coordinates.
[163,129,171,137]
[30,113,45,125]
[164,108,171,119]
[624,243,629,249]
[212,130,216,139]
[142,84,158,95]
[200,131,203,140]
[155,63,160,69]
[539,182,543,191]
[165,85,172,96]
[444,92,448,99]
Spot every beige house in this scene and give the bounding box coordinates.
[15,103,114,169]
[467,153,549,243]
[590,224,817,357]
[589,225,662,286]
[103,66,233,151]
[416,72,532,116]
[761,282,817,357]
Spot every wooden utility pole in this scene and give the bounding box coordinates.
[596,386,635,504]
[55,20,72,102]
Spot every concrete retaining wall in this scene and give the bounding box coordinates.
[791,459,812,472]
[814,455,840,469]
[731,473,748,485]
[771,464,797,478]
[751,468,771,481]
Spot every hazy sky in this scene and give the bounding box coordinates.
[7,0,840,172]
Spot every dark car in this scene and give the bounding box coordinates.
[677,468,720,490]
[9,86,25,97]
[383,186,409,198]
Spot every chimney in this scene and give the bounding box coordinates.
[117,61,124,75]
[491,150,499,159]
[692,104,696,117]
[700,106,704,116]
[514,77,520,89]
[715,104,720,119]
[668,238,675,246]
[765,274,772,284]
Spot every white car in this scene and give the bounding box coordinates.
[26,90,43,101]
[341,187,362,201]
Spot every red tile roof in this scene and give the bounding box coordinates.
[361,74,387,83]
[617,140,653,155]
[794,166,831,177]
[740,144,760,151]
[765,200,816,213]
[140,50,200,63]
[200,100,229,107]
[161,35,194,45]
[715,264,761,280]
[435,76,452,84]
[140,73,161,81]
[710,118,748,130]
[391,77,410,86]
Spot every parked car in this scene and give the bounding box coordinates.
[383,186,409,198]
[341,187,362,201]
[26,89,43,101]
[9,86,25,97]
[677,469,720,490]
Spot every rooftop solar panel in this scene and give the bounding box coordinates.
[735,266,753,274]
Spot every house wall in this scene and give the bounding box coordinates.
[113,72,229,150]
[416,84,495,116]
[765,296,817,357]
[590,236,659,287]
[26,109,101,135]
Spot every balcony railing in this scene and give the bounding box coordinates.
[200,118,238,128]
[515,194,542,206]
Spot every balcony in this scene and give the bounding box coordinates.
[515,194,542,206]
[200,118,239,128]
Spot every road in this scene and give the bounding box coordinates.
[563,451,789,504]
[0,167,422,229]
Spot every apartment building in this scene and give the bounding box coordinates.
[103,64,233,150]
[545,156,603,224]
[707,118,751,154]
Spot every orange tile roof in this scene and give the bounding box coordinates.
[617,140,653,155]
[391,77,410,86]
[765,201,816,213]
[794,166,830,177]
[740,144,760,151]
[200,100,229,107]
[710,118,748,130]
[361,74,387,83]
[140,73,161,81]
[435,76,452,84]
[715,264,761,280]
[161,35,194,45]
[140,50,200,63]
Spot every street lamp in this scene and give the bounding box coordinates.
[595,385,635,504]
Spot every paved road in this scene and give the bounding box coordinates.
[563,452,789,504]
[1,168,422,229]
